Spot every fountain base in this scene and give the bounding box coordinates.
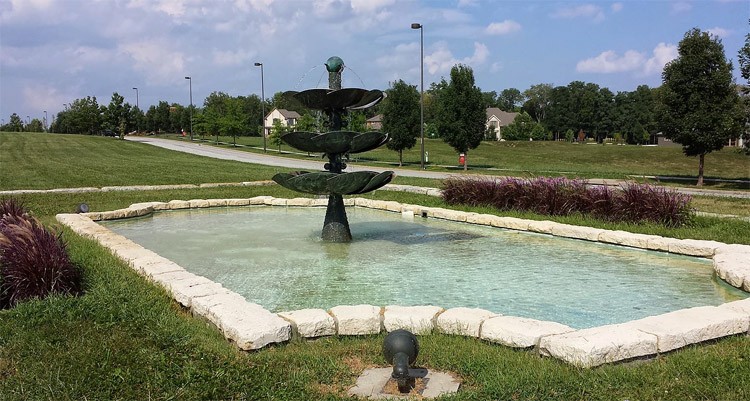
[322,194,352,242]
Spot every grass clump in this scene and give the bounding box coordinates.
[0,198,82,309]
[442,176,694,227]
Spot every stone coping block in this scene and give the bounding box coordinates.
[437,307,498,337]
[490,216,530,231]
[550,223,605,242]
[131,255,184,277]
[526,220,558,235]
[278,309,336,338]
[626,306,749,353]
[669,239,724,257]
[429,208,469,222]
[539,324,658,368]
[598,230,659,249]
[167,200,191,210]
[330,305,382,335]
[383,305,444,335]
[191,292,291,350]
[480,316,574,348]
[714,252,750,290]
[718,298,750,326]
[188,199,211,208]
[171,279,230,308]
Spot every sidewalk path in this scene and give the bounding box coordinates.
[126,136,749,199]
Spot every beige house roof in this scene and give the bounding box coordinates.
[277,109,301,119]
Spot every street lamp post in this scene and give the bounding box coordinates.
[185,76,193,141]
[254,62,267,153]
[44,110,47,131]
[132,87,139,133]
[411,23,425,170]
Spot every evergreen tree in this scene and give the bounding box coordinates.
[659,28,745,186]
[437,64,485,170]
[382,80,420,166]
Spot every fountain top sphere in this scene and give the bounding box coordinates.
[325,56,344,73]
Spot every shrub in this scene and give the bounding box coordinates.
[0,197,28,222]
[0,214,82,309]
[442,177,693,227]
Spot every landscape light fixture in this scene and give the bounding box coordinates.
[185,76,193,141]
[411,23,425,170]
[254,62,267,153]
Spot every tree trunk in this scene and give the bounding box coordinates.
[697,154,705,186]
[399,150,403,167]
[463,151,468,171]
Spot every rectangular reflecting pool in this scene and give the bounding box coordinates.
[102,206,747,329]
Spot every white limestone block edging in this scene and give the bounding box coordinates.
[480,316,574,348]
[526,220,558,235]
[383,305,444,335]
[718,298,750,329]
[191,292,291,350]
[625,306,749,353]
[278,309,336,338]
[598,230,659,249]
[538,324,659,368]
[550,223,604,242]
[437,307,498,337]
[329,305,382,335]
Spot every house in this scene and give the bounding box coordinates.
[264,108,301,136]
[486,108,518,140]
[365,114,383,130]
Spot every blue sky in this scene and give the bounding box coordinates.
[0,0,747,124]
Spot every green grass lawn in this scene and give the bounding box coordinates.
[1,132,749,400]
[156,132,750,185]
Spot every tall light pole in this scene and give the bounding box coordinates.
[132,87,139,133]
[254,62,267,153]
[411,22,425,170]
[44,110,47,131]
[184,76,193,140]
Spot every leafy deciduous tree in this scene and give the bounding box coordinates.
[382,80,420,166]
[437,64,486,171]
[659,28,745,186]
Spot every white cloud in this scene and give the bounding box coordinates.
[120,40,186,84]
[485,20,521,35]
[212,49,254,66]
[424,41,489,75]
[611,3,623,12]
[457,0,478,7]
[577,50,645,73]
[127,0,186,17]
[707,27,730,38]
[22,84,70,113]
[577,42,678,76]
[490,62,503,73]
[552,4,605,22]
[349,0,394,14]
[671,2,692,13]
[643,42,678,75]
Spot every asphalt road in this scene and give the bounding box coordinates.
[126,136,750,199]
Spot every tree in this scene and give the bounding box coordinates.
[659,28,745,186]
[6,113,23,132]
[102,92,134,138]
[348,111,367,133]
[67,96,102,135]
[501,111,548,141]
[522,83,552,124]
[498,88,523,111]
[436,64,485,170]
[295,113,320,132]
[382,80,420,166]
[737,20,750,154]
[269,119,288,152]
[25,118,44,132]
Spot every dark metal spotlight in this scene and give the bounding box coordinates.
[76,203,89,213]
[382,329,419,393]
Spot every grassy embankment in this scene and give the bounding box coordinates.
[0,132,749,400]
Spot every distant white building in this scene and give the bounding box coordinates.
[486,107,518,140]
[264,108,301,137]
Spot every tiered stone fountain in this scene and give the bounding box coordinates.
[272,57,393,242]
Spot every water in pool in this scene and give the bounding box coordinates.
[102,206,747,328]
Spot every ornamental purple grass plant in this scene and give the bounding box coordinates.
[442,177,693,227]
[0,213,82,309]
[0,197,28,221]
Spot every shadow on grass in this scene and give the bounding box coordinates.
[651,175,750,191]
